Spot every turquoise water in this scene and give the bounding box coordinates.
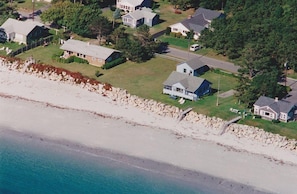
[0,130,216,194]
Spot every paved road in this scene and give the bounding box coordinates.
[164,47,240,73]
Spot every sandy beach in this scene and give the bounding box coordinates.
[1,61,297,194]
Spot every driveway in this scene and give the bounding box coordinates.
[283,78,297,104]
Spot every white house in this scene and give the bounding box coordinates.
[0,18,46,45]
[116,0,151,13]
[122,7,159,28]
[163,71,212,101]
[253,96,296,122]
[169,7,223,40]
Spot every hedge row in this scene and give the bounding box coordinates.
[52,54,89,64]
[102,57,126,69]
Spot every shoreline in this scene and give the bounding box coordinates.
[1,58,297,193]
[0,128,267,194]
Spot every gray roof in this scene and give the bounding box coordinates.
[0,18,44,36]
[193,7,222,21]
[60,39,119,60]
[178,57,206,70]
[163,71,211,92]
[122,7,156,20]
[254,96,295,113]
[180,14,209,33]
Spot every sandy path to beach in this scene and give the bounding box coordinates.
[1,66,297,193]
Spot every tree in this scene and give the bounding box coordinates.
[112,8,121,29]
[89,16,112,45]
[199,0,226,10]
[41,1,102,36]
[109,27,127,45]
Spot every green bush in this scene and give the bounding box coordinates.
[165,27,171,35]
[272,119,280,123]
[175,32,183,38]
[102,57,126,69]
[52,54,89,64]
[95,70,103,77]
[170,32,176,37]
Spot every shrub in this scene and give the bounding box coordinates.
[52,53,88,64]
[170,32,176,37]
[95,70,103,77]
[175,32,182,38]
[102,56,126,69]
[165,27,171,35]
[272,119,280,123]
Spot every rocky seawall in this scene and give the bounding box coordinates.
[1,56,296,153]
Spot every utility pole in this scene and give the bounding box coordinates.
[32,0,35,21]
[284,61,288,88]
[216,75,220,106]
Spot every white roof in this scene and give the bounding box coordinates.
[120,0,144,7]
[122,8,156,20]
[0,18,44,36]
[60,39,119,60]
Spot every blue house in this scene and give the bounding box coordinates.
[163,71,212,101]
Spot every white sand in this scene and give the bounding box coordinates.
[1,66,297,193]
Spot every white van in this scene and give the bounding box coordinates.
[189,44,200,51]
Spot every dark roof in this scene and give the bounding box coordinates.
[163,71,211,92]
[254,96,295,113]
[193,7,222,21]
[178,57,206,70]
[181,14,209,33]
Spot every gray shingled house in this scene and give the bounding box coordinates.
[60,39,121,67]
[163,71,212,101]
[0,18,46,45]
[176,57,209,76]
[169,7,223,40]
[253,96,296,122]
[122,7,159,28]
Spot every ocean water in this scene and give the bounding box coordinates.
[0,130,217,194]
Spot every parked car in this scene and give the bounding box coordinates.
[189,44,200,51]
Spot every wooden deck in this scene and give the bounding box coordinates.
[177,107,192,122]
[219,116,242,135]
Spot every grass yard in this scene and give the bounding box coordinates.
[0,42,26,56]
[101,0,195,35]
[15,43,297,140]
[158,36,196,50]
[149,0,195,35]
[240,118,297,140]
[16,0,49,12]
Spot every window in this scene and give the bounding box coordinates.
[265,112,270,116]
[176,88,183,93]
[183,68,186,73]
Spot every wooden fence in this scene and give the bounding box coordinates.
[9,36,54,57]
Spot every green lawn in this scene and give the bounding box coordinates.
[0,42,26,56]
[16,0,49,12]
[240,118,297,140]
[14,42,297,140]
